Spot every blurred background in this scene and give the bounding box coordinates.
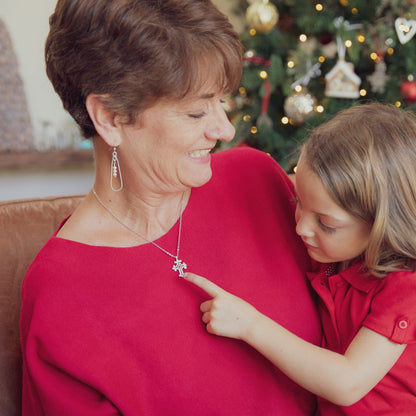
[1,0,415,200]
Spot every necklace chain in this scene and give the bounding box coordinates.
[92,189,187,277]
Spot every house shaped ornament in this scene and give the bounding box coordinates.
[325,59,361,99]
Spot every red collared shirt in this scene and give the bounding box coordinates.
[308,262,416,415]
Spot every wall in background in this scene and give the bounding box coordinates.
[213,0,243,33]
[0,0,242,152]
[0,0,242,201]
[0,0,81,151]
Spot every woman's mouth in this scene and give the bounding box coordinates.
[187,149,212,162]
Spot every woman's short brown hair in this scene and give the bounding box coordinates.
[45,0,243,137]
[301,102,416,276]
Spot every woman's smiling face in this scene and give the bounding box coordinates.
[118,87,235,193]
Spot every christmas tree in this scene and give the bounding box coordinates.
[221,0,416,171]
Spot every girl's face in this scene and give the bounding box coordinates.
[295,158,372,264]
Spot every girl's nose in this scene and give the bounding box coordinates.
[295,213,314,239]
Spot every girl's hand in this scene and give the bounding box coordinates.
[184,274,407,406]
[183,272,259,340]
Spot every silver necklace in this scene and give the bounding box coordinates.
[92,189,187,277]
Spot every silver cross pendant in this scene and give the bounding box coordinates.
[172,258,187,277]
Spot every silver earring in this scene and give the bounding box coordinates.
[110,146,123,192]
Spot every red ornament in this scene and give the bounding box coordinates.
[244,56,271,66]
[400,80,416,103]
[319,34,333,45]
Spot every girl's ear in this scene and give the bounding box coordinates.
[85,94,121,147]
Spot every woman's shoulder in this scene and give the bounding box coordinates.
[22,234,117,315]
[55,197,103,243]
[212,147,293,189]
[213,146,277,168]
[23,207,113,294]
[55,195,137,247]
[24,236,83,283]
[21,237,75,315]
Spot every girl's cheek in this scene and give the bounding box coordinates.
[294,206,300,224]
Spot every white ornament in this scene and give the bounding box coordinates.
[367,61,389,94]
[284,89,317,125]
[321,41,338,59]
[246,0,279,34]
[325,59,361,99]
[395,18,416,45]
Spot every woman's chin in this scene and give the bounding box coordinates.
[193,167,213,188]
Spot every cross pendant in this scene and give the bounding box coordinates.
[172,258,187,277]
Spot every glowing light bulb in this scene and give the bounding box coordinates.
[259,70,268,79]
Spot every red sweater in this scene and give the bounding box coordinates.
[21,147,321,415]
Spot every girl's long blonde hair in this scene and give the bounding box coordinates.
[302,102,416,276]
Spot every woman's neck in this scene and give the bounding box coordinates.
[91,140,191,241]
[91,185,191,242]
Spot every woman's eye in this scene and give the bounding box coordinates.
[188,112,207,119]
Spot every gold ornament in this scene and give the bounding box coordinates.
[284,88,317,125]
[246,0,279,34]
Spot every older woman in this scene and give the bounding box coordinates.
[20,0,321,414]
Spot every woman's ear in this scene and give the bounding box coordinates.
[85,94,121,147]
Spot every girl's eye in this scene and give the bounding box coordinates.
[318,218,336,233]
[188,111,207,119]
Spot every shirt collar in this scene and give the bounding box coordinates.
[337,262,382,293]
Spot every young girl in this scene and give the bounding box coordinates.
[184,103,416,415]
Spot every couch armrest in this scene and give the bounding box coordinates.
[0,194,84,416]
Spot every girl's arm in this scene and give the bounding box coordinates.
[184,272,406,406]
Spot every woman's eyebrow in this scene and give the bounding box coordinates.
[200,93,215,99]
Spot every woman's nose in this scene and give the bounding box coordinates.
[206,105,235,142]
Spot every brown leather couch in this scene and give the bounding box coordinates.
[0,194,84,415]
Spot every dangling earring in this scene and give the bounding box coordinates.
[110,146,123,192]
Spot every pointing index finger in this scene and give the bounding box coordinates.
[183,272,223,297]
